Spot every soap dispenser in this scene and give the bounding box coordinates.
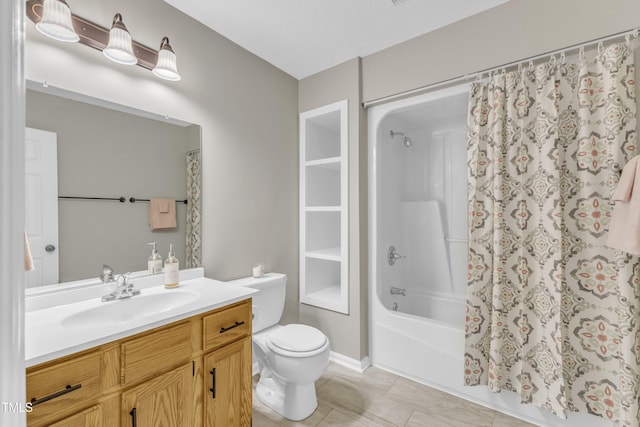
[148,242,163,274]
[164,244,179,288]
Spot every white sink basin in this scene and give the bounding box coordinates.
[61,290,199,328]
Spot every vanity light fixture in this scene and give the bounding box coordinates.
[152,37,181,81]
[25,0,181,81]
[103,13,137,65]
[35,0,79,42]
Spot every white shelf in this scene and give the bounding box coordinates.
[305,157,341,169]
[305,246,341,261]
[300,99,349,314]
[305,206,341,212]
[301,285,344,312]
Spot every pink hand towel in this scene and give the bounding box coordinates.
[24,231,35,272]
[607,156,640,255]
[149,198,177,230]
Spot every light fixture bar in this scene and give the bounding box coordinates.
[26,0,158,70]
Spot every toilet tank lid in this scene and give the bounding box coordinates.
[268,324,327,353]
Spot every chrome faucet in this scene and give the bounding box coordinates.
[390,286,406,296]
[387,246,406,266]
[101,273,140,302]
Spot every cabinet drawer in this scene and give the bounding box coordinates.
[27,352,101,425]
[203,300,251,351]
[121,321,192,386]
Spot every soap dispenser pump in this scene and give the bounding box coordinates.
[148,242,163,274]
[164,244,179,288]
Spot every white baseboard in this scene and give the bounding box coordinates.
[329,351,371,373]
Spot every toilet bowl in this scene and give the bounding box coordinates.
[228,273,330,421]
[254,324,330,420]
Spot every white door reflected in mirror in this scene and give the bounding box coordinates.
[25,127,59,287]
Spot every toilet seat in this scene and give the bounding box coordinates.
[266,324,328,357]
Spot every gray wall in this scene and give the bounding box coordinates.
[26,89,194,283]
[25,0,299,310]
[299,58,369,361]
[362,0,640,103]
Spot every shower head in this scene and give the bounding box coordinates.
[390,130,413,148]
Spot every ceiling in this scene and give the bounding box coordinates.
[164,0,510,80]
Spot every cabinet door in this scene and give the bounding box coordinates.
[122,363,193,427]
[48,404,101,427]
[203,337,252,427]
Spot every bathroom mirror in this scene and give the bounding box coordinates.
[25,81,202,287]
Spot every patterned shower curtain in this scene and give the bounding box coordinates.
[464,42,640,425]
[186,149,202,268]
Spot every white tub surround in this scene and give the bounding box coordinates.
[25,268,256,367]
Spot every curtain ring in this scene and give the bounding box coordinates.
[579,46,585,63]
[598,42,604,54]
[626,34,631,47]
[560,51,566,64]
[528,60,534,71]
[517,63,523,73]
[549,55,556,66]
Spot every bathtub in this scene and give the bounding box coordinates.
[382,290,465,327]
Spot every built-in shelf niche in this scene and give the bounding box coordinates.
[299,99,348,314]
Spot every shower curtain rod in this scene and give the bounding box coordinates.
[363,26,640,109]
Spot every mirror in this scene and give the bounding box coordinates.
[25,81,202,286]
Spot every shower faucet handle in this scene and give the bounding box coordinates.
[387,246,406,266]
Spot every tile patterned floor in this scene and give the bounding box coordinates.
[252,363,538,427]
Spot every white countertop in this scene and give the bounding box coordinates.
[25,269,256,367]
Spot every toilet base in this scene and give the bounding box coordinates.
[256,375,318,421]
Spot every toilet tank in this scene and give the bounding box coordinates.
[227,273,287,333]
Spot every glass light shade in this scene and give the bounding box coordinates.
[102,14,137,65]
[35,0,79,42]
[152,37,181,81]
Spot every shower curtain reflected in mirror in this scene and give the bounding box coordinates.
[186,149,202,268]
[464,42,639,425]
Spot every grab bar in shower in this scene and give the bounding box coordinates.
[390,287,406,296]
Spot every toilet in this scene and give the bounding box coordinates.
[228,273,330,421]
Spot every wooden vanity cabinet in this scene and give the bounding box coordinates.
[26,299,252,427]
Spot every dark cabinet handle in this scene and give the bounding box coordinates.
[130,407,137,427]
[30,383,82,406]
[209,368,216,399]
[219,321,245,334]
